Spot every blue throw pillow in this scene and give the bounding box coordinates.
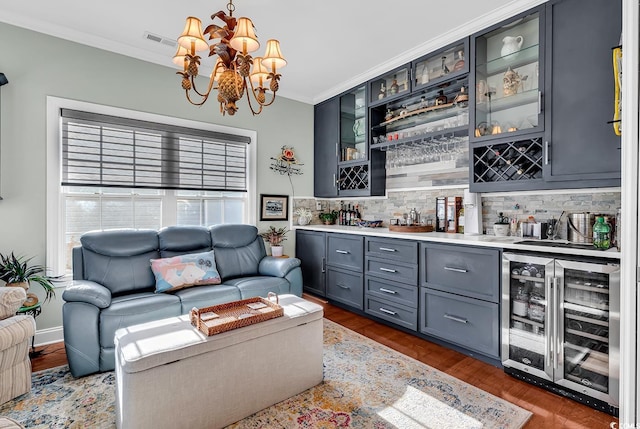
[151,250,221,293]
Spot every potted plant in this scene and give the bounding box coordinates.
[294,207,312,226]
[259,226,288,257]
[318,211,338,225]
[493,212,510,237]
[0,252,57,303]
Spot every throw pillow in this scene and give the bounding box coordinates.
[0,286,27,320]
[151,250,221,293]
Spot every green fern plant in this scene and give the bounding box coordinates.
[0,252,57,302]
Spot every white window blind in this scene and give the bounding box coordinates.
[61,109,250,192]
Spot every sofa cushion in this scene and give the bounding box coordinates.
[174,284,242,313]
[223,276,290,299]
[210,225,266,280]
[0,287,26,320]
[158,226,212,258]
[151,251,221,293]
[81,229,159,294]
[99,292,181,348]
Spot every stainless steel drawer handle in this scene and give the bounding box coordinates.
[443,266,468,273]
[335,250,349,254]
[444,314,468,324]
[379,288,397,294]
[379,267,397,273]
[336,283,350,290]
[379,307,397,316]
[379,247,397,252]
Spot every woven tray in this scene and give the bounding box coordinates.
[190,293,284,336]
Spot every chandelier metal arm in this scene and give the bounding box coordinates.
[175,0,285,116]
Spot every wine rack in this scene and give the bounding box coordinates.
[472,136,543,183]
[338,164,369,191]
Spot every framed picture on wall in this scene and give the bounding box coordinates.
[260,194,289,221]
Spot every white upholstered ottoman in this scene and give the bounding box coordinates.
[114,294,323,429]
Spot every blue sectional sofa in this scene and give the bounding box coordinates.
[62,224,302,378]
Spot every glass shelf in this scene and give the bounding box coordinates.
[476,89,539,113]
[477,44,539,76]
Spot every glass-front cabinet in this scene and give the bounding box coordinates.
[368,65,411,106]
[502,252,619,413]
[413,39,469,92]
[339,85,367,163]
[368,38,470,173]
[472,9,543,141]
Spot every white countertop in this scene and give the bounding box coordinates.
[294,225,621,260]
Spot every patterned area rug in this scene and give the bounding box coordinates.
[0,320,531,428]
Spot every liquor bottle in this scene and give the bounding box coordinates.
[441,56,450,76]
[390,75,400,95]
[378,83,386,100]
[339,202,344,225]
[435,197,446,232]
[593,216,611,249]
[435,90,448,106]
[420,65,429,85]
[453,50,465,71]
[355,204,361,221]
[346,204,352,226]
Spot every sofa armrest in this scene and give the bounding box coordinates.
[258,257,301,278]
[62,280,112,309]
[0,315,36,351]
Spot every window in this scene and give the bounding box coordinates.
[47,98,257,276]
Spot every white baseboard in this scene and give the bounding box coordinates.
[34,326,64,347]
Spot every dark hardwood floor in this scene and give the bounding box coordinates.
[31,296,619,429]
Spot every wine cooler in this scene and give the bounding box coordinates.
[501,252,619,415]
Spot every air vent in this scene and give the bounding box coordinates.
[144,32,177,48]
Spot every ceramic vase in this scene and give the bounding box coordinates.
[271,245,284,257]
[493,224,510,237]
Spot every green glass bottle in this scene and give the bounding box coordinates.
[592,216,611,249]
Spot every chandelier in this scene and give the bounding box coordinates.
[174,0,286,116]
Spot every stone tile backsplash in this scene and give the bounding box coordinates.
[292,189,620,238]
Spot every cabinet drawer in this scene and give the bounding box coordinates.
[327,234,363,271]
[366,257,418,285]
[421,243,500,303]
[420,288,499,358]
[365,296,417,331]
[365,237,418,264]
[327,267,363,310]
[365,276,418,308]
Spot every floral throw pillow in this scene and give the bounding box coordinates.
[151,250,221,293]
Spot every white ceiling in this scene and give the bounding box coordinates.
[0,0,544,105]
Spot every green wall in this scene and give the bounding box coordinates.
[0,22,314,333]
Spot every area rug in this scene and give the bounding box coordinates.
[0,320,531,428]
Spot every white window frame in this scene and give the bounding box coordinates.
[46,96,257,277]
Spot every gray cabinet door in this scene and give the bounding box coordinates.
[327,267,363,310]
[365,237,418,264]
[314,98,339,197]
[365,276,418,309]
[327,234,364,271]
[543,0,621,185]
[420,287,500,359]
[295,230,326,297]
[366,295,417,331]
[421,243,500,303]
